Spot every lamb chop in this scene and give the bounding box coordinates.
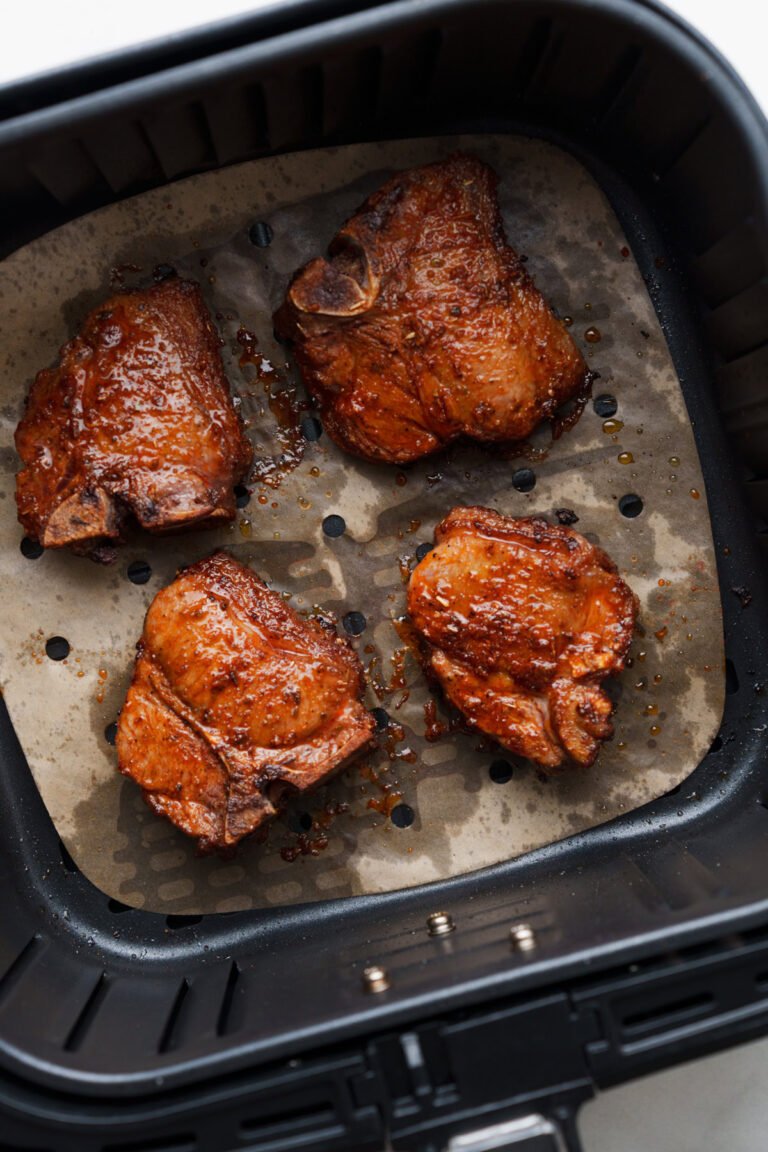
[117,552,374,851]
[275,155,589,464]
[407,507,637,770]
[15,277,252,562]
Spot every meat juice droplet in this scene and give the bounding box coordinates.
[669,456,680,466]
[361,761,404,816]
[424,699,448,742]
[618,452,634,464]
[584,326,601,343]
[236,326,259,362]
[690,488,701,499]
[365,654,388,701]
[280,832,330,863]
[238,328,310,489]
[239,519,252,538]
[603,419,624,434]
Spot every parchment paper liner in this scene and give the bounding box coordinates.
[0,136,724,913]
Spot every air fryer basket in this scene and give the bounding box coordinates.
[0,2,766,1150]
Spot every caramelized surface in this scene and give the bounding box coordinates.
[407,507,637,770]
[15,277,252,561]
[275,155,589,464]
[117,552,374,850]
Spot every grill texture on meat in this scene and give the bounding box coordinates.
[275,155,590,464]
[15,277,253,562]
[407,507,637,770]
[116,552,374,851]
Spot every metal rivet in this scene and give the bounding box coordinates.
[427,911,455,937]
[362,965,390,993]
[510,923,536,952]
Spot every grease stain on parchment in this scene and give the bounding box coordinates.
[0,136,724,913]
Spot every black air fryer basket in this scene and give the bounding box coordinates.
[1,2,767,1149]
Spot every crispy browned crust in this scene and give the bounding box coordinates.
[116,552,374,851]
[407,506,638,770]
[275,155,590,464]
[15,277,253,562]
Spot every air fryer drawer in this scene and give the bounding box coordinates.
[0,2,766,1150]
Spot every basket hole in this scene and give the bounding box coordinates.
[322,514,346,538]
[104,721,118,746]
[489,759,513,783]
[415,542,432,561]
[301,416,322,441]
[619,493,643,518]
[298,812,313,832]
[234,484,251,508]
[725,659,739,694]
[20,536,44,559]
[391,803,415,828]
[342,611,366,636]
[372,707,390,732]
[709,734,723,754]
[512,467,536,493]
[46,636,70,661]
[127,560,152,585]
[593,393,617,417]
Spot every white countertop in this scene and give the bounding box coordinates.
[1,2,765,1149]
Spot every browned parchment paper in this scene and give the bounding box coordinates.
[0,137,724,913]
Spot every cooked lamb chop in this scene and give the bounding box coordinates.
[407,507,637,770]
[117,552,374,850]
[15,277,252,562]
[275,155,589,464]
